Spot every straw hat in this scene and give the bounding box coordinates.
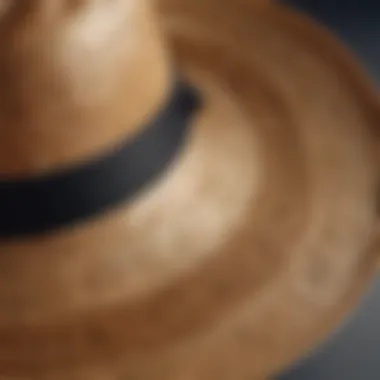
[0,0,378,379]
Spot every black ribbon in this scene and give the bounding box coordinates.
[0,79,200,239]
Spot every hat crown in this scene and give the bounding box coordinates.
[0,0,170,177]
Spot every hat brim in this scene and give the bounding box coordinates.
[2,1,380,379]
